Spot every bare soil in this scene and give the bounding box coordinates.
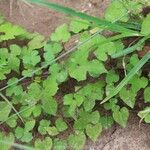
[0,0,150,150]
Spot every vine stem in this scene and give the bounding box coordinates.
[0,92,24,124]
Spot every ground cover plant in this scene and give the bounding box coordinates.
[0,0,150,149]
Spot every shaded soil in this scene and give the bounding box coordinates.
[1,0,150,150]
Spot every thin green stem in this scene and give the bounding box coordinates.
[0,92,24,124]
[112,35,150,58]
[101,51,150,104]
[0,103,35,125]
[0,140,34,150]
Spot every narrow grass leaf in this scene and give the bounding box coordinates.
[0,92,24,124]
[112,35,150,58]
[0,140,34,150]
[28,0,140,35]
[101,51,150,104]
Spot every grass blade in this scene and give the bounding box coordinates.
[0,103,35,125]
[112,35,150,58]
[101,51,150,104]
[27,0,140,35]
[0,140,34,150]
[0,92,24,124]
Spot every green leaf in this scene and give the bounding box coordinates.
[105,0,129,22]
[8,53,20,71]
[74,110,100,130]
[22,68,37,77]
[6,116,17,128]
[105,83,115,96]
[68,131,86,150]
[53,139,67,150]
[0,15,4,24]
[55,118,68,132]
[100,116,114,129]
[28,34,45,50]
[90,111,100,124]
[101,52,150,104]
[78,81,105,101]
[141,14,150,35]
[42,77,58,96]
[0,22,26,41]
[68,63,87,81]
[51,24,71,42]
[124,1,143,14]
[46,126,59,136]
[6,78,23,97]
[32,105,42,117]
[6,85,23,97]
[86,123,102,142]
[0,102,11,122]
[44,43,62,63]
[119,87,136,108]
[129,75,148,93]
[0,48,9,59]
[42,97,58,115]
[35,137,53,150]
[15,126,33,143]
[83,99,95,112]
[64,94,84,107]
[0,132,14,150]
[144,87,150,103]
[38,120,50,135]
[63,94,84,117]
[106,70,119,83]
[22,50,41,67]
[67,47,107,81]
[49,63,68,83]
[19,105,33,118]
[104,99,119,112]
[113,107,129,128]
[138,107,150,123]
[21,132,33,143]
[94,38,116,61]
[10,44,21,56]
[15,127,24,139]
[25,120,35,132]
[0,48,10,80]
[130,54,140,66]
[70,19,89,33]
[88,60,107,77]
[27,82,41,102]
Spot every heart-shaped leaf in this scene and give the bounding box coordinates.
[86,123,102,142]
[113,107,129,128]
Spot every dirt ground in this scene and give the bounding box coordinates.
[0,0,150,150]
